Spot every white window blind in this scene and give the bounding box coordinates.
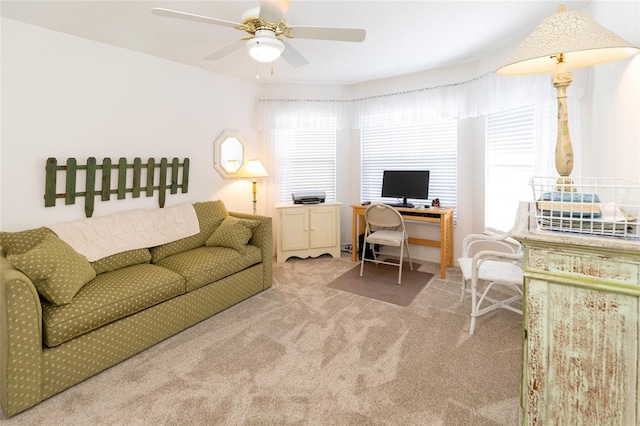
[361,121,457,213]
[274,128,336,203]
[485,105,536,231]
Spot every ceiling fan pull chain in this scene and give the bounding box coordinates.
[256,61,260,80]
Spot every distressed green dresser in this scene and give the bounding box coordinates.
[513,202,639,425]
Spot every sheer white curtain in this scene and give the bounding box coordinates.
[255,99,351,130]
[257,72,585,129]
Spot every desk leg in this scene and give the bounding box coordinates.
[440,215,447,279]
[351,211,358,262]
[448,212,454,267]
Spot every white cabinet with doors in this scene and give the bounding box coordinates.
[276,202,341,263]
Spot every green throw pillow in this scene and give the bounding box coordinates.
[0,227,55,256]
[205,216,259,253]
[150,200,229,263]
[7,233,96,306]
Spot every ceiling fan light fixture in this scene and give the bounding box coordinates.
[246,37,284,63]
[246,30,284,63]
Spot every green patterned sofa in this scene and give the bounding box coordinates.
[0,200,272,417]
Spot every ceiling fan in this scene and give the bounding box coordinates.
[151,0,366,68]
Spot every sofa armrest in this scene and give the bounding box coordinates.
[229,212,273,290]
[1,255,44,417]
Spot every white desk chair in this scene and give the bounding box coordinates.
[458,228,523,334]
[359,204,413,284]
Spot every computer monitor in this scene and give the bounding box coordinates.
[381,170,430,208]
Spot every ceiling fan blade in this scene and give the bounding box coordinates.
[203,39,245,60]
[151,8,242,29]
[290,26,366,42]
[259,0,291,23]
[281,41,309,68]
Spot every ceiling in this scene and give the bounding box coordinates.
[1,0,592,85]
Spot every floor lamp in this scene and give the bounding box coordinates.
[240,159,269,214]
[496,5,639,186]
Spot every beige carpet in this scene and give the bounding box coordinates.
[1,254,522,425]
[328,261,434,306]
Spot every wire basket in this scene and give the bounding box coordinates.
[530,177,640,240]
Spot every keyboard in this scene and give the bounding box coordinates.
[385,203,414,208]
[401,210,438,218]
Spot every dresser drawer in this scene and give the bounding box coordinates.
[527,249,640,286]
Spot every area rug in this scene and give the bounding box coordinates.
[327,261,434,306]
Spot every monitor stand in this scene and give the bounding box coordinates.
[386,196,414,208]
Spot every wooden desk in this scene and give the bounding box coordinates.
[351,204,455,279]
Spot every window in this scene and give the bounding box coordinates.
[273,128,336,203]
[485,105,546,231]
[361,121,457,214]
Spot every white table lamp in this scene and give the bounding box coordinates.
[497,5,639,184]
[240,159,269,214]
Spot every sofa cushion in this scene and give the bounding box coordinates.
[0,227,55,256]
[155,245,262,292]
[205,216,260,253]
[7,234,96,306]
[90,248,152,275]
[42,263,185,347]
[150,200,228,263]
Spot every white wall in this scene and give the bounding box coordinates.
[1,18,260,231]
[586,1,640,181]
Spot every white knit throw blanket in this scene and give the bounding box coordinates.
[47,203,200,261]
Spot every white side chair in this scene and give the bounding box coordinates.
[458,228,523,334]
[359,204,413,284]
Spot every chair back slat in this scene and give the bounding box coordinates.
[466,240,517,258]
[365,204,403,228]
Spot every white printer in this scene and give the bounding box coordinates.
[292,191,326,204]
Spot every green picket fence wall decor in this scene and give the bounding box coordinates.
[45,157,190,217]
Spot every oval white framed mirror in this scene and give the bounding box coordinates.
[214,131,246,179]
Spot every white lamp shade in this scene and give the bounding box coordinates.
[246,30,284,63]
[497,6,639,75]
[241,159,269,178]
